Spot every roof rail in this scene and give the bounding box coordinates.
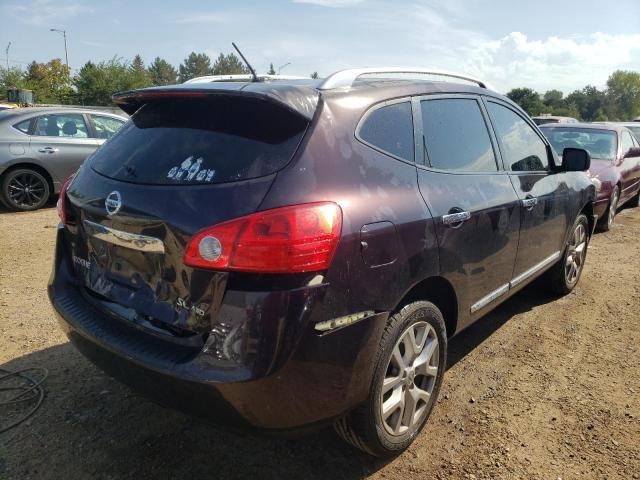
[184,74,309,84]
[317,68,491,90]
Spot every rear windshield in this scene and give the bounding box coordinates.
[89,97,308,185]
[541,127,618,160]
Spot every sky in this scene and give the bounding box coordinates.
[1,0,639,94]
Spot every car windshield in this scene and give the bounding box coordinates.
[541,127,617,160]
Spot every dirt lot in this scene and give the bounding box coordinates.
[0,203,638,480]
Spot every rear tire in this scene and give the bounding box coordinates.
[597,186,619,232]
[547,213,589,296]
[1,168,50,211]
[334,301,447,457]
[629,190,640,208]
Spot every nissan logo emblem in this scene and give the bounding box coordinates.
[105,191,122,216]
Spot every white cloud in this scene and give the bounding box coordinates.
[292,0,364,7]
[10,0,92,26]
[466,32,640,93]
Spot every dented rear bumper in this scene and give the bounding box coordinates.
[48,226,388,430]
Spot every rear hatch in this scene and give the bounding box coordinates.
[62,89,314,344]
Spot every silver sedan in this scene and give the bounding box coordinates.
[0,107,127,211]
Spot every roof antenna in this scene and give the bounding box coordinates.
[232,42,258,82]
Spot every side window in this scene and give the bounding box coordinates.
[486,102,549,172]
[91,115,125,139]
[358,101,414,162]
[34,114,89,138]
[420,98,497,172]
[13,119,31,133]
[621,131,635,154]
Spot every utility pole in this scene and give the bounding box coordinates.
[50,29,68,68]
[278,62,291,75]
[5,42,10,70]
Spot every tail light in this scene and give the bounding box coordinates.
[56,174,75,225]
[184,202,342,273]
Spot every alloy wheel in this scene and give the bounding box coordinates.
[7,172,46,208]
[380,321,439,436]
[565,222,587,285]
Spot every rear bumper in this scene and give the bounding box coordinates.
[48,226,388,430]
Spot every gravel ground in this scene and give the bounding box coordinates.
[0,202,638,480]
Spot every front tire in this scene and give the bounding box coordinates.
[547,213,589,295]
[1,168,50,211]
[598,186,619,232]
[334,301,447,457]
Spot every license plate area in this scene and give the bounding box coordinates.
[69,220,219,334]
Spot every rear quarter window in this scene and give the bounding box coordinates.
[357,101,414,162]
[89,97,308,185]
[13,119,31,133]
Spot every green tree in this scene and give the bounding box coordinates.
[0,67,27,98]
[506,87,544,116]
[148,57,178,86]
[129,54,151,89]
[178,52,213,82]
[543,89,564,110]
[212,53,248,75]
[74,57,134,106]
[310,71,319,79]
[267,63,276,75]
[606,70,640,120]
[24,58,72,103]
[566,85,607,121]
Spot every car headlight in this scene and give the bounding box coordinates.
[591,177,602,192]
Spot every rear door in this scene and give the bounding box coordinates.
[30,112,98,183]
[414,94,521,326]
[484,99,568,285]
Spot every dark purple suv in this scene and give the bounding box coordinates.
[49,69,596,456]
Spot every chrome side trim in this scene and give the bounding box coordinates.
[83,220,165,254]
[318,67,492,90]
[510,251,561,288]
[470,283,509,314]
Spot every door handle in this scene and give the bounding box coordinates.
[38,147,59,154]
[442,210,471,227]
[522,197,538,210]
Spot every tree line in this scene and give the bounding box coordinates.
[507,70,640,121]
[1,51,638,120]
[0,51,320,106]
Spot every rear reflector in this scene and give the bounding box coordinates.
[56,174,75,225]
[184,202,342,273]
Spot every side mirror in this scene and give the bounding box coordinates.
[562,148,590,172]
[623,147,640,159]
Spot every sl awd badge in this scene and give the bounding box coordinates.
[105,191,122,216]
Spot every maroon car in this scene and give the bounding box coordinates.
[541,123,640,230]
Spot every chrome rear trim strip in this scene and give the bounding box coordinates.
[83,220,165,254]
[470,283,509,313]
[510,251,560,288]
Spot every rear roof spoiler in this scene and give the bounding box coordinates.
[112,83,320,120]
